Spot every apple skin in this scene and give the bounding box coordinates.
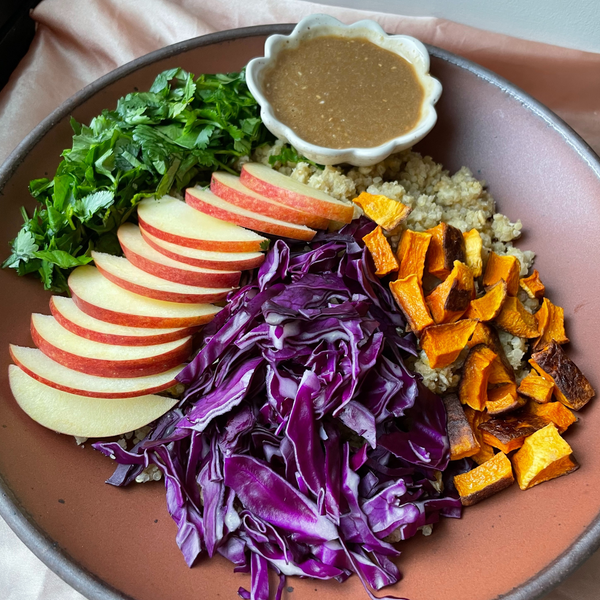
[49,296,198,346]
[10,345,181,398]
[118,224,241,288]
[31,318,193,378]
[210,172,329,229]
[69,290,218,329]
[94,261,231,305]
[140,226,265,271]
[137,214,268,253]
[185,188,316,242]
[240,163,354,223]
[8,365,178,438]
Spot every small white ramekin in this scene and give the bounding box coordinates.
[246,14,442,167]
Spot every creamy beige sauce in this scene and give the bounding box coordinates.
[263,36,425,149]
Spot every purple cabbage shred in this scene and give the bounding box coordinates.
[93,219,460,599]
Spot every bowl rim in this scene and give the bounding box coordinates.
[1,22,600,600]
[244,14,442,166]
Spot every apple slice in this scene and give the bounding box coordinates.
[31,314,192,378]
[241,162,354,223]
[137,195,269,252]
[210,171,329,229]
[69,266,220,328]
[8,365,178,438]
[140,225,265,271]
[10,346,183,398]
[92,251,233,304]
[186,187,316,241]
[118,223,241,288]
[50,296,195,346]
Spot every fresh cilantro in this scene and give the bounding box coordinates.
[268,144,318,167]
[4,68,275,292]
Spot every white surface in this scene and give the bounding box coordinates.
[309,0,600,53]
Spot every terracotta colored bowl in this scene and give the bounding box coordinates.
[1,24,600,600]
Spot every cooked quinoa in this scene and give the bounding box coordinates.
[255,141,536,394]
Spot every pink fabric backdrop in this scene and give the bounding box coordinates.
[1,0,600,598]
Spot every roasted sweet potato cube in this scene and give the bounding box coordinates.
[478,414,547,453]
[463,229,483,277]
[533,297,569,352]
[389,274,434,336]
[443,394,481,460]
[530,340,595,410]
[426,261,474,324]
[512,423,578,490]
[353,192,412,230]
[467,322,515,380]
[363,226,400,277]
[459,344,497,411]
[464,407,496,465]
[465,279,507,322]
[494,296,539,338]
[524,401,577,434]
[488,356,516,386]
[520,270,545,299]
[518,370,554,404]
[454,452,514,506]
[486,383,525,415]
[396,229,432,285]
[420,319,478,369]
[425,223,466,280]
[483,252,521,296]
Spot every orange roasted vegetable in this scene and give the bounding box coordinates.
[512,423,578,490]
[530,340,595,410]
[483,252,521,296]
[533,297,569,351]
[465,279,507,322]
[425,223,466,280]
[464,407,496,465]
[389,275,434,336]
[518,370,554,404]
[494,296,539,338]
[396,229,432,285]
[485,383,525,415]
[420,319,478,369]
[454,452,514,506]
[443,394,481,460]
[353,192,411,230]
[459,344,497,411]
[363,226,399,277]
[520,270,545,299]
[524,401,577,434]
[467,323,515,384]
[478,414,547,453]
[463,229,483,277]
[426,261,474,324]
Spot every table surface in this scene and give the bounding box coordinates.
[1,1,600,599]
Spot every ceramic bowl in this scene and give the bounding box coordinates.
[1,24,600,600]
[245,14,442,165]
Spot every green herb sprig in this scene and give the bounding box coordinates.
[3,68,274,292]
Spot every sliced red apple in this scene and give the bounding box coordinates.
[10,346,183,398]
[92,251,233,304]
[8,365,178,438]
[118,223,241,288]
[69,266,220,329]
[50,296,196,346]
[137,195,269,252]
[31,313,192,378]
[186,187,316,241]
[140,225,265,271]
[210,171,329,229]
[240,162,354,223]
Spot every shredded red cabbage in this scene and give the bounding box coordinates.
[93,218,463,600]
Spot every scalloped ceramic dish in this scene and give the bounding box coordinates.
[246,15,442,166]
[1,23,600,600]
